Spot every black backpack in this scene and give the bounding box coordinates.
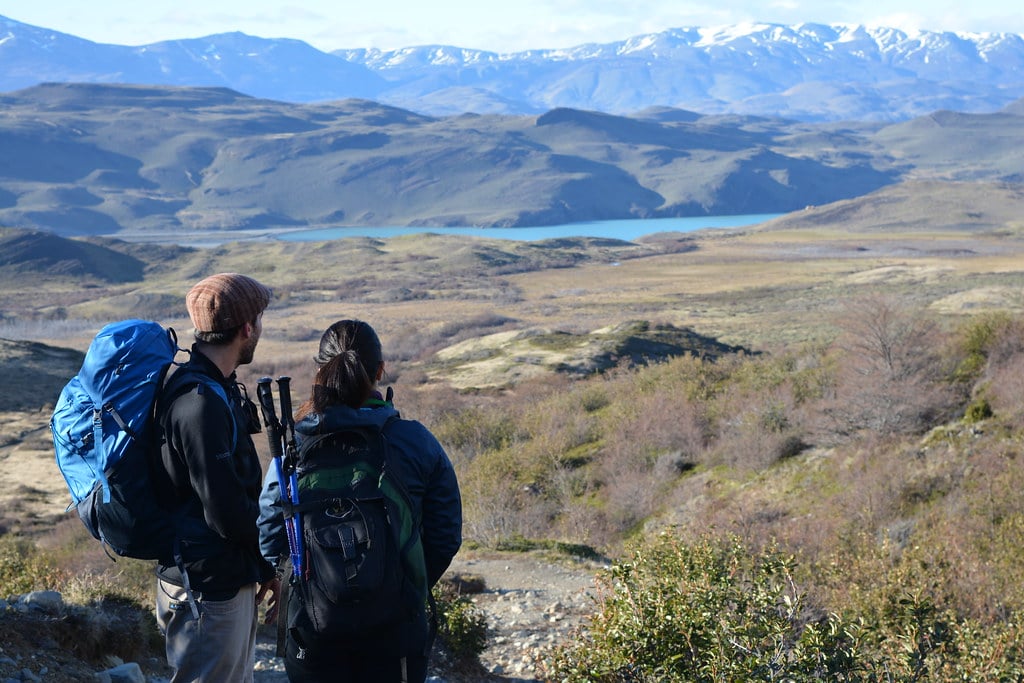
[289,422,425,639]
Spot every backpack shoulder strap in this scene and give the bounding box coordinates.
[377,415,415,508]
[158,365,239,452]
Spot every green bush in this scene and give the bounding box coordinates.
[0,535,67,596]
[0,534,154,608]
[951,312,1015,382]
[542,532,1024,682]
[433,582,488,664]
[963,396,993,423]
[435,406,521,456]
[543,533,833,681]
[493,535,604,561]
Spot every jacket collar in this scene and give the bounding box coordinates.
[188,344,235,385]
[296,402,399,436]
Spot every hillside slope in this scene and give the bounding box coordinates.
[0,84,1020,237]
[0,338,81,411]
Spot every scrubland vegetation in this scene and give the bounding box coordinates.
[5,296,1024,678]
[4,198,1024,678]
[417,299,1024,679]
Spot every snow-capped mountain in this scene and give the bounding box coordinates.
[2,14,1022,121]
[337,23,1024,120]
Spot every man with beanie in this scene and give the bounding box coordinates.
[151,273,280,682]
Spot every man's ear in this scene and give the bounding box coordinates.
[376,362,385,382]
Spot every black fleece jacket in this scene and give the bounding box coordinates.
[153,346,274,599]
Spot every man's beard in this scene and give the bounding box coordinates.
[238,332,259,365]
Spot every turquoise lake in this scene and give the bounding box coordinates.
[277,214,782,243]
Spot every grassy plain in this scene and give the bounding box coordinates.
[2,180,1023,387]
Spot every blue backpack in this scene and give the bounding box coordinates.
[50,319,235,560]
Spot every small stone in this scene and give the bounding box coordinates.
[21,591,64,615]
[100,663,145,683]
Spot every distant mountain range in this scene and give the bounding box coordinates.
[2,14,1024,121]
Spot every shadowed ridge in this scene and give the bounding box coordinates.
[0,337,83,411]
[0,228,146,282]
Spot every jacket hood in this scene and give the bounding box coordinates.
[295,402,399,436]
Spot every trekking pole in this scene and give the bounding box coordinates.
[256,377,302,579]
[256,377,283,458]
[277,375,296,449]
[276,376,304,577]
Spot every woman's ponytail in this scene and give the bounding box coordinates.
[305,319,383,413]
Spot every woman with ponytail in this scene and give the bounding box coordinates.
[257,320,462,682]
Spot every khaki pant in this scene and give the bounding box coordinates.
[157,579,258,683]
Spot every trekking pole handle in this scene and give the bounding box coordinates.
[277,376,293,430]
[256,377,284,459]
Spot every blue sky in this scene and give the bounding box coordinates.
[3,0,1021,53]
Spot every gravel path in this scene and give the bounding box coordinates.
[252,550,605,682]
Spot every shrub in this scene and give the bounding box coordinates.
[0,535,164,666]
[492,535,603,561]
[849,588,1024,682]
[951,311,1024,383]
[543,532,836,682]
[825,295,960,438]
[987,355,1024,424]
[577,385,611,413]
[544,531,1024,682]
[963,396,993,423]
[435,406,522,459]
[0,535,68,596]
[59,560,157,609]
[433,581,488,669]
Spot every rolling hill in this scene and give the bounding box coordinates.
[0,83,1022,239]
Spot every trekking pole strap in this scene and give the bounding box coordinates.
[275,560,291,658]
[173,536,200,620]
[274,456,302,578]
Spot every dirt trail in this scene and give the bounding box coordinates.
[249,550,605,682]
[439,550,604,681]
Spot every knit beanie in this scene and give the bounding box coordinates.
[185,273,271,333]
